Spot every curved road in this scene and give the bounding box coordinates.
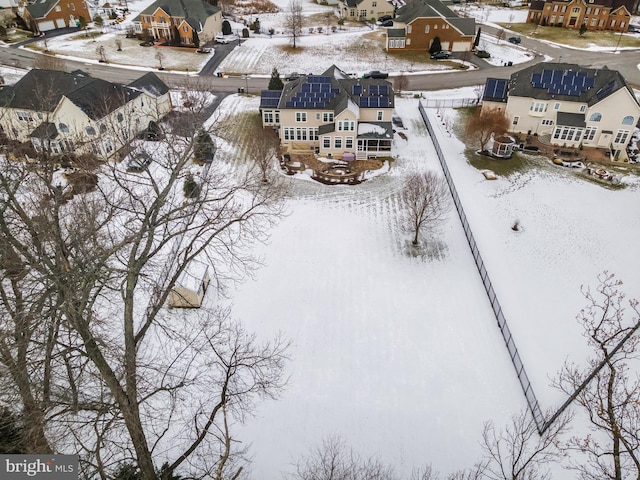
[1,23,640,91]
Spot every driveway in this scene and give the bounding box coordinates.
[198,38,244,76]
[9,27,82,48]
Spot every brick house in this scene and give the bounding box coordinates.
[260,65,394,160]
[386,0,476,52]
[132,0,222,47]
[337,0,394,21]
[481,63,640,160]
[21,0,91,33]
[527,0,633,32]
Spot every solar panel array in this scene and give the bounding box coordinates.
[352,84,362,95]
[484,78,508,100]
[285,76,339,108]
[359,96,391,108]
[260,90,281,108]
[531,69,595,97]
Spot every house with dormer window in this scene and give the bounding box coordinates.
[527,0,633,32]
[0,69,172,159]
[260,65,394,160]
[386,0,475,52]
[337,0,394,21]
[132,0,222,46]
[481,63,640,160]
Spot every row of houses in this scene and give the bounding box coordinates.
[11,0,223,46]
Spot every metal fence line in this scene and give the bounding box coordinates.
[418,101,546,432]
[418,98,480,109]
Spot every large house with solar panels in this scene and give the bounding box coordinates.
[385,0,476,52]
[527,0,633,32]
[260,65,394,160]
[482,63,640,160]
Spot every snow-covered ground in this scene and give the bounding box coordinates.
[204,91,640,479]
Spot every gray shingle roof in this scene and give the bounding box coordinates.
[133,0,220,31]
[506,62,635,106]
[25,0,58,20]
[395,0,476,34]
[0,69,169,121]
[127,72,170,97]
[387,28,406,37]
[557,112,585,127]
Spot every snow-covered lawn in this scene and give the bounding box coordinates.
[201,91,640,479]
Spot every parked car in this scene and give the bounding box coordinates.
[377,14,392,22]
[379,19,394,27]
[363,70,389,79]
[285,72,302,81]
[628,24,640,32]
[475,50,491,58]
[127,152,152,172]
[215,34,233,44]
[139,41,154,47]
[196,47,213,54]
[508,36,521,44]
[430,50,452,60]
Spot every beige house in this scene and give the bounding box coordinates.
[132,0,222,46]
[527,0,633,32]
[260,65,394,160]
[168,260,211,308]
[386,0,476,52]
[0,69,172,159]
[337,0,394,21]
[482,63,640,160]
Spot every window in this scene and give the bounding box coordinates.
[425,25,430,33]
[614,129,630,144]
[541,119,554,125]
[16,111,33,122]
[359,9,366,17]
[586,7,591,13]
[296,112,307,122]
[530,102,547,113]
[558,15,564,23]
[512,116,519,126]
[275,112,280,124]
[296,128,307,141]
[323,112,334,122]
[561,5,566,12]
[553,5,558,11]
[334,137,342,149]
[117,112,124,122]
[284,127,294,140]
[579,105,586,113]
[390,39,405,48]
[434,24,438,29]
[551,15,556,23]
[583,126,597,141]
[184,26,188,32]
[99,124,107,134]
[622,115,635,125]
[323,137,330,148]
[345,137,353,149]
[372,1,377,5]
[595,8,599,14]
[310,128,318,140]
[407,25,412,33]
[55,5,61,11]
[377,111,383,121]
[553,102,560,110]
[589,112,602,122]
[406,39,410,46]
[86,126,96,136]
[572,7,580,13]
[264,111,273,123]
[591,18,597,26]
[611,20,616,27]
[71,4,75,10]
[58,123,69,132]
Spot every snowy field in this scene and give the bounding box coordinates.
[205,92,640,479]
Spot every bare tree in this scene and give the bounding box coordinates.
[401,171,451,246]
[465,107,509,153]
[553,272,640,480]
[411,465,441,480]
[480,409,571,480]
[115,38,123,51]
[246,114,279,183]
[96,45,107,63]
[285,0,304,48]
[292,435,397,480]
[156,50,164,70]
[0,77,290,480]
[394,73,409,95]
[496,28,505,44]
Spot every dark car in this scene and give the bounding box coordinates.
[430,50,452,60]
[363,70,389,79]
[127,152,152,172]
[196,47,213,54]
[628,24,640,32]
[508,36,521,44]
[139,41,154,47]
[285,72,302,81]
[379,19,394,27]
[378,14,392,22]
[475,50,491,58]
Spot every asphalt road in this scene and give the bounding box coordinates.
[1,24,640,91]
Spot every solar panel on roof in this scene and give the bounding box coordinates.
[370,97,379,108]
[261,90,281,98]
[353,84,362,95]
[379,85,389,96]
[370,85,379,95]
[380,97,389,107]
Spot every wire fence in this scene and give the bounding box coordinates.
[418,101,546,433]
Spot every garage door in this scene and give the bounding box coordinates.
[38,20,55,31]
[55,18,66,28]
